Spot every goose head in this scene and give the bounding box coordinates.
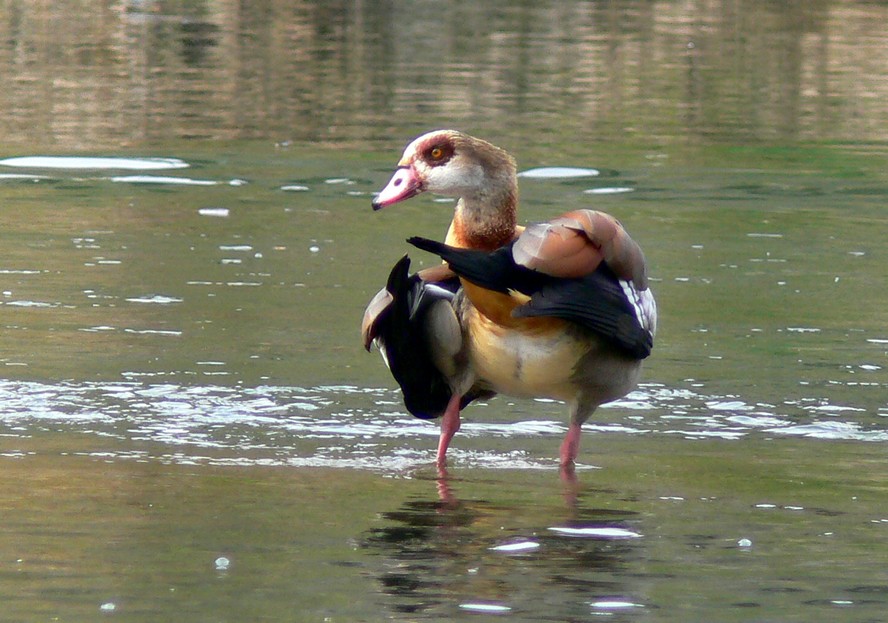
[372,130,517,210]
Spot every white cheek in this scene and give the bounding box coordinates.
[426,162,484,196]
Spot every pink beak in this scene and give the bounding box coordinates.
[372,165,423,210]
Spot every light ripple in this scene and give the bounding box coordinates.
[1,380,884,470]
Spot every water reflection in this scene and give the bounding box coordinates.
[362,474,646,619]
[1,1,886,149]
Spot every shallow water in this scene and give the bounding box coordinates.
[2,2,888,622]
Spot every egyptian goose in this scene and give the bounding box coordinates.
[362,130,656,469]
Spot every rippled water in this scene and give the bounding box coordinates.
[2,377,886,473]
[2,141,887,621]
[2,2,887,622]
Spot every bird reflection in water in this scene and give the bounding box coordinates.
[361,470,648,619]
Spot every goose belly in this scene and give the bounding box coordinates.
[468,321,587,400]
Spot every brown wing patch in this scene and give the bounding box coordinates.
[512,221,605,278]
[513,210,648,289]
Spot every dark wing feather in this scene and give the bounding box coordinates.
[407,236,549,294]
[371,256,453,419]
[511,265,653,359]
[368,255,489,419]
[407,236,513,293]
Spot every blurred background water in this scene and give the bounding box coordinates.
[1,1,886,621]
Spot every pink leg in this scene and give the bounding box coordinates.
[436,393,462,468]
[560,421,582,466]
[560,460,579,506]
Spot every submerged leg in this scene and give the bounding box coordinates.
[436,393,462,468]
[560,421,583,466]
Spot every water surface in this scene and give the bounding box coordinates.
[1,2,887,621]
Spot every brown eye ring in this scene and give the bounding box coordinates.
[423,141,453,166]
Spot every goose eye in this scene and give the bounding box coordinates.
[424,142,452,166]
